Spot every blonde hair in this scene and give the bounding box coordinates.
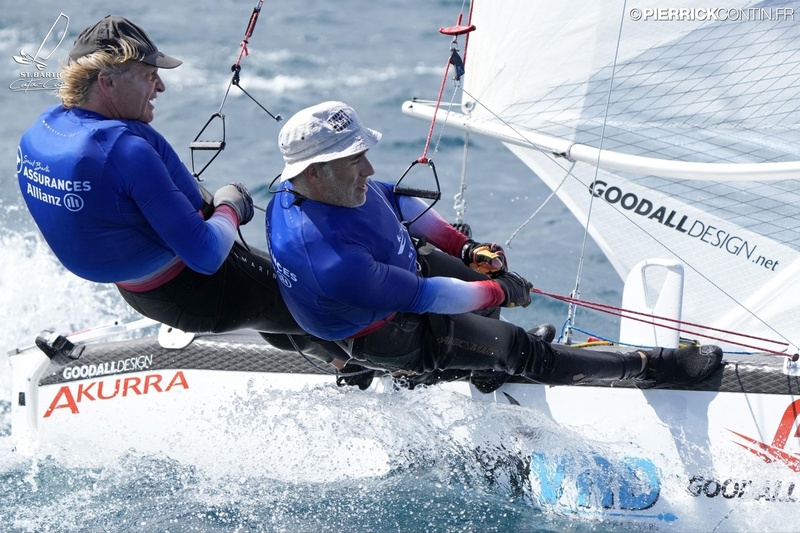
[58,40,143,108]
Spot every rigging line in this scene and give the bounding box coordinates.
[417,10,475,163]
[461,88,589,184]
[451,89,789,346]
[454,85,794,346]
[565,326,764,357]
[533,288,797,357]
[560,302,793,357]
[535,287,791,346]
[566,181,795,345]
[505,161,573,248]
[563,0,631,344]
[436,3,474,228]
[454,129,470,226]
[431,83,462,158]
[190,0,280,180]
[418,42,456,163]
[217,0,265,115]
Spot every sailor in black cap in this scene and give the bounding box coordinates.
[18,16,346,364]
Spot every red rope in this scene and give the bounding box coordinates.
[418,11,476,163]
[234,0,264,70]
[418,52,453,164]
[532,287,797,358]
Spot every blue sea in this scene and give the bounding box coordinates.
[0,1,627,531]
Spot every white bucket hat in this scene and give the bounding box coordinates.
[278,101,382,181]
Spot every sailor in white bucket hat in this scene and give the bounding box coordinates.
[279,101,382,182]
[267,100,721,391]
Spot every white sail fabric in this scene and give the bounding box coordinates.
[413,1,800,350]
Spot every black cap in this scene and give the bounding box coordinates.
[68,15,182,69]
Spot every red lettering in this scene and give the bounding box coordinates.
[43,386,79,417]
[96,379,120,400]
[123,377,142,396]
[42,372,189,418]
[144,374,163,393]
[772,399,800,449]
[166,371,189,391]
[76,381,97,402]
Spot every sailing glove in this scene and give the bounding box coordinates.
[494,271,533,308]
[461,239,507,277]
[213,183,254,225]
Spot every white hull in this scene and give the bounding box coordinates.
[494,383,800,529]
[9,324,800,531]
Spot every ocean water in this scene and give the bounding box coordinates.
[0,1,627,531]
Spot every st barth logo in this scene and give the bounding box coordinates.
[10,12,69,92]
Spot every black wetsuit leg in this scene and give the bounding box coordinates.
[257,332,349,364]
[352,311,642,385]
[118,243,349,363]
[118,242,300,334]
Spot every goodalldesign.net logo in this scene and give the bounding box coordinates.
[10,12,69,92]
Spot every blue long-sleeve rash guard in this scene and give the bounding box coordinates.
[266,180,503,341]
[17,105,238,284]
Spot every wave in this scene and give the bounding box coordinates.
[0,383,609,532]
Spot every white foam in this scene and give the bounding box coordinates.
[0,228,135,403]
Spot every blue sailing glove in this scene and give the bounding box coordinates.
[213,183,254,225]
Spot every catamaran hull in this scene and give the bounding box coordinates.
[497,383,800,530]
[10,328,799,531]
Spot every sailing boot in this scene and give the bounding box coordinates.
[520,342,723,387]
[471,323,557,393]
[525,342,648,385]
[635,344,723,388]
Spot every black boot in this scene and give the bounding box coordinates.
[470,323,556,393]
[636,344,723,388]
[526,343,647,385]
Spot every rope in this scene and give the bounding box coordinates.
[532,287,797,358]
[418,47,455,163]
[505,161,573,248]
[426,6,797,361]
[234,0,263,70]
[191,0,281,178]
[216,0,266,115]
[417,11,476,163]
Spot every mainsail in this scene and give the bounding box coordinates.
[404,0,800,352]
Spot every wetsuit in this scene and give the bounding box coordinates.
[17,105,330,355]
[267,179,642,384]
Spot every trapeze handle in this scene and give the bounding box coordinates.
[393,187,441,201]
[190,140,226,151]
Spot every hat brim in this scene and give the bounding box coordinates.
[279,127,381,182]
[142,51,182,69]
